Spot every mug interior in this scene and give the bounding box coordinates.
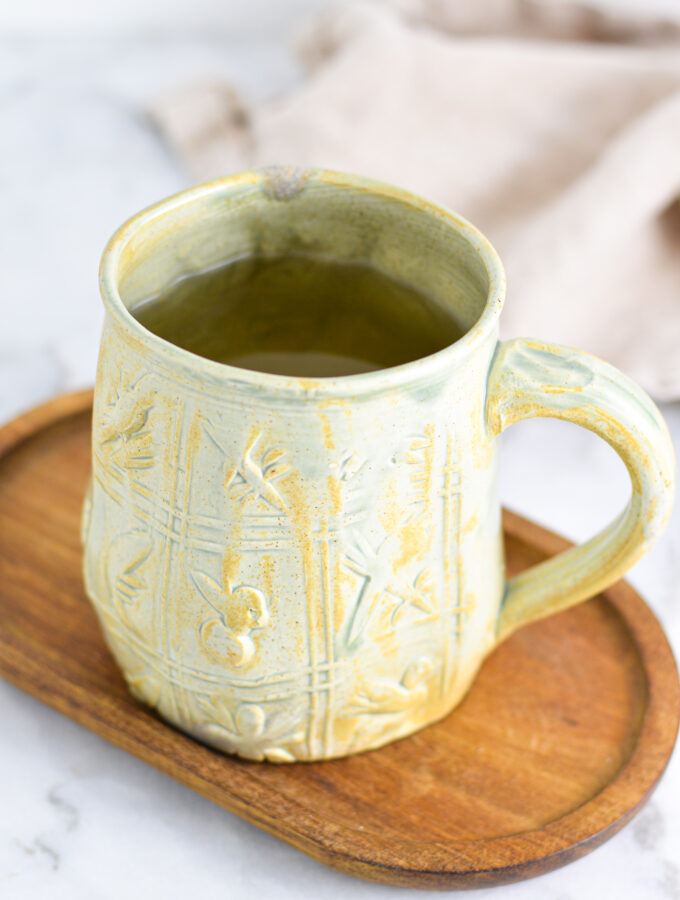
[114,170,494,353]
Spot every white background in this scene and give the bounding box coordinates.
[2,0,680,36]
[0,1,679,898]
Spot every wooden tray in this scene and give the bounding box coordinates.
[0,390,678,890]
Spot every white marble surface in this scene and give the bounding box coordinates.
[0,30,679,900]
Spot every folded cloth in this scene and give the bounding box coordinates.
[150,0,680,398]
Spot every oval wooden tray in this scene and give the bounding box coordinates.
[0,390,677,890]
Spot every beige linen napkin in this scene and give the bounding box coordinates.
[151,0,680,398]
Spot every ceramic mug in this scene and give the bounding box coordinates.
[82,167,674,762]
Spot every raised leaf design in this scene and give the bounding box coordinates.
[99,375,154,470]
[224,433,291,512]
[194,697,305,762]
[350,657,432,714]
[344,657,433,751]
[107,530,153,630]
[344,532,437,648]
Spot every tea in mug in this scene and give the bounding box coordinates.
[130,255,464,377]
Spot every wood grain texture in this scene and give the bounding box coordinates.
[0,390,677,889]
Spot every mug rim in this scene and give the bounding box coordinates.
[99,167,506,398]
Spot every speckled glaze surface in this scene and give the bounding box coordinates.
[82,167,675,762]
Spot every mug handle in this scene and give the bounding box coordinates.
[487,338,675,643]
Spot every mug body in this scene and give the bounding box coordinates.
[84,168,506,761]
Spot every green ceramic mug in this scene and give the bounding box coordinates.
[82,167,675,761]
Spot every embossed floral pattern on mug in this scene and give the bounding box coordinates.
[83,169,674,761]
